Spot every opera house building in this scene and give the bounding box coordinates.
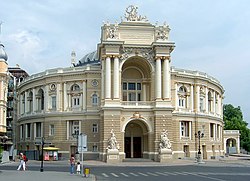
[16,6,224,162]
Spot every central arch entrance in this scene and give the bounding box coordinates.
[124,120,149,158]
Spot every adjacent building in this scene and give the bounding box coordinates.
[16,6,225,161]
[0,43,9,151]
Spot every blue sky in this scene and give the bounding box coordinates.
[1,0,250,125]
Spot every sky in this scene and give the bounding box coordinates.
[1,0,250,125]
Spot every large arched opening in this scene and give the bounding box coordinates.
[124,120,149,158]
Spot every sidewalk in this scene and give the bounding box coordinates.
[0,170,95,181]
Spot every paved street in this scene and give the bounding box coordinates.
[1,156,250,181]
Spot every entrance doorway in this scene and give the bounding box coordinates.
[125,137,142,158]
[124,121,148,158]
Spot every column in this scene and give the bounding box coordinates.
[190,84,194,111]
[175,83,178,110]
[82,81,86,110]
[66,121,69,140]
[68,94,72,109]
[189,121,192,140]
[213,124,216,140]
[19,94,23,114]
[41,122,44,138]
[143,84,147,101]
[163,58,170,99]
[113,56,119,99]
[205,87,208,113]
[105,56,111,99]
[33,88,36,113]
[218,95,221,116]
[101,60,105,100]
[57,83,61,111]
[34,123,36,139]
[155,57,162,99]
[45,85,49,111]
[213,91,216,114]
[79,121,81,134]
[64,82,68,111]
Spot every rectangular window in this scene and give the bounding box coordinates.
[123,92,127,101]
[217,125,220,139]
[210,123,214,138]
[92,124,98,133]
[93,145,98,152]
[20,125,24,139]
[137,83,141,90]
[52,96,56,110]
[200,98,204,111]
[36,122,42,137]
[26,123,31,138]
[128,83,136,90]
[71,121,79,135]
[180,121,190,137]
[137,93,141,101]
[73,97,80,107]
[123,83,127,90]
[49,124,55,136]
[129,92,136,101]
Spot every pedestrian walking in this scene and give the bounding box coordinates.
[69,154,75,174]
[23,153,28,170]
[17,153,25,171]
[76,162,81,174]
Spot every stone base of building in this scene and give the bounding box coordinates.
[106,149,121,164]
[158,148,173,163]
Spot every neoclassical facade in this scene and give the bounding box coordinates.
[16,6,225,161]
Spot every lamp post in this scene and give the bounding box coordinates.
[72,132,80,162]
[72,132,79,154]
[195,131,204,163]
[40,137,44,172]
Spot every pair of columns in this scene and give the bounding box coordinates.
[104,56,119,99]
[155,56,171,100]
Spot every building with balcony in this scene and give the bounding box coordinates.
[16,6,225,161]
[6,66,29,159]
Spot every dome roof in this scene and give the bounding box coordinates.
[75,51,100,67]
[0,43,8,61]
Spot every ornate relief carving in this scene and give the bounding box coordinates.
[120,47,155,63]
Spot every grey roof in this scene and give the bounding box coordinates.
[0,43,8,61]
[75,51,100,67]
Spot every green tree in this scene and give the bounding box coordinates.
[224,104,250,152]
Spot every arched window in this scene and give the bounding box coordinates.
[178,86,187,108]
[70,84,81,109]
[37,89,44,111]
[28,91,33,112]
[92,93,98,105]
[71,84,80,91]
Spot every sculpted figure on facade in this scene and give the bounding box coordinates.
[107,129,120,150]
[124,5,148,22]
[155,26,169,41]
[106,23,118,39]
[159,129,172,150]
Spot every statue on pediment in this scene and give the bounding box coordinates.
[124,5,148,22]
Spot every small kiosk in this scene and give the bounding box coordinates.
[43,147,59,161]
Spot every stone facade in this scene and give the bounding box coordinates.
[16,6,224,161]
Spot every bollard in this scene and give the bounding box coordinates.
[84,167,90,177]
